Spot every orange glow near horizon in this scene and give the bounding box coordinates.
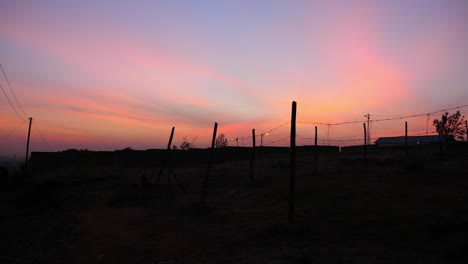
[1,1,467,155]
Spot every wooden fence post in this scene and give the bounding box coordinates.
[25,117,32,167]
[157,126,175,186]
[289,101,297,223]
[405,121,408,158]
[465,120,467,142]
[313,126,318,176]
[363,123,367,162]
[167,127,174,190]
[250,129,256,184]
[201,122,218,204]
[156,127,186,194]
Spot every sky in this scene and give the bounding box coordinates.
[1,0,467,156]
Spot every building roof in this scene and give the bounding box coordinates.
[374,135,455,145]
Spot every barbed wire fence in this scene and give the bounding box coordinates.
[235,104,468,148]
[1,104,467,154]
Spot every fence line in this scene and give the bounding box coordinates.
[230,105,468,147]
[2,104,467,153]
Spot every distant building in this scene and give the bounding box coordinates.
[374,135,455,146]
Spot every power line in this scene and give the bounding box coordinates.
[33,122,52,151]
[0,120,27,137]
[297,103,468,126]
[241,104,468,146]
[371,104,468,122]
[146,103,468,149]
[0,81,24,122]
[0,64,27,117]
[232,104,468,145]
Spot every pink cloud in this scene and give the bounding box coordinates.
[402,15,467,82]
[0,10,251,98]
[322,6,411,109]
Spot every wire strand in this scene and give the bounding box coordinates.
[0,120,27,137]
[33,122,53,151]
[0,82,25,122]
[0,64,27,117]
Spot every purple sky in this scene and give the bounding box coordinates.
[1,0,467,156]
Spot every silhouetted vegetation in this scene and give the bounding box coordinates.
[179,136,197,150]
[433,111,466,140]
[119,147,134,152]
[215,133,228,148]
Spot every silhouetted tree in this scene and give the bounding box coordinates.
[120,147,134,151]
[180,136,197,150]
[433,111,466,140]
[215,133,228,148]
[63,148,79,152]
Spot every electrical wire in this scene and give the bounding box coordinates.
[371,104,468,122]
[0,82,25,122]
[33,122,53,151]
[297,104,468,126]
[0,64,27,117]
[0,120,27,137]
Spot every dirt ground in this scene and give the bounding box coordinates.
[1,146,468,263]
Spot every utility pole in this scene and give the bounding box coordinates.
[426,113,430,135]
[25,117,32,167]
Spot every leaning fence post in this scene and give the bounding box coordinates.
[250,129,256,184]
[157,127,175,186]
[201,122,218,204]
[289,101,297,223]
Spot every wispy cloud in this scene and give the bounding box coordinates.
[1,1,467,154]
